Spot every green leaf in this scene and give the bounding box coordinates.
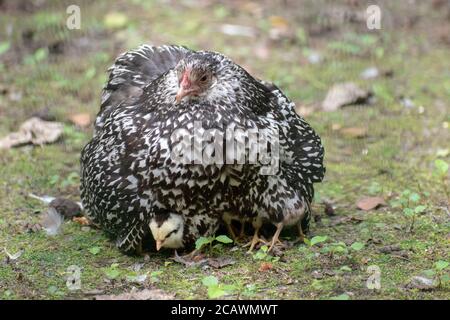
[215,235,233,244]
[339,266,352,272]
[403,208,415,217]
[202,276,218,287]
[150,270,163,281]
[47,285,58,294]
[441,274,450,283]
[414,205,427,214]
[89,246,101,255]
[435,260,449,271]
[423,269,436,277]
[207,285,226,299]
[253,250,267,260]
[104,268,120,280]
[0,41,10,56]
[350,242,365,251]
[329,293,350,300]
[401,189,411,197]
[34,47,48,62]
[409,193,420,203]
[195,237,212,250]
[310,235,328,246]
[434,159,449,176]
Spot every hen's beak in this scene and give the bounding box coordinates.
[175,70,198,104]
[175,87,190,104]
[156,240,163,251]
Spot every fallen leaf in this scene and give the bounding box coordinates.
[69,113,91,128]
[268,16,292,40]
[269,15,289,28]
[379,245,401,254]
[258,262,273,272]
[406,276,436,291]
[40,208,64,236]
[208,257,236,269]
[73,216,90,225]
[171,251,208,267]
[340,127,368,138]
[0,117,63,149]
[322,82,372,112]
[126,274,148,284]
[219,24,256,37]
[95,288,175,300]
[356,197,386,211]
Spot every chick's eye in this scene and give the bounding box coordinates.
[199,75,208,82]
[166,228,179,239]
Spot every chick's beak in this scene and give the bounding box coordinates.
[156,240,163,251]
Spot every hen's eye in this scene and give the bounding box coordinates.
[199,75,208,82]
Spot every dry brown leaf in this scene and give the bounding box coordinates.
[322,82,372,112]
[356,197,386,211]
[258,262,273,272]
[208,257,236,269]
[69,113,91,128]
[73,216,90,225]
[269,16,289,30]
[340,127,368,138]
[95,288,175,300]
[0,117,63,149]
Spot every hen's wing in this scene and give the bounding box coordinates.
[95,44,191,134]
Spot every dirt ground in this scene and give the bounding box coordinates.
[0,0,449,299]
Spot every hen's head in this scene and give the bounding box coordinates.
[173,52,235,104]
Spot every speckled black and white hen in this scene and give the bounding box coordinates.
[80,44,325,254]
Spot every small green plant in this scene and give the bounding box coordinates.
[304,235,328,247]
[195,234,233,252]
[150,270,163,282]
[104,263,121,280]
[392,190,427,232]
[252,245,279,262]
[201,275,235,299]
[329,293,351,300]
[88,246,101,255]
[423,260,449,288]
[321,241,348,256]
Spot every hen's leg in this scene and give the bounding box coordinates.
[236,220,246,241]
[225,221,238,242]
[268,223,284,252]
[297,223,305,243]
[243,227,267,252]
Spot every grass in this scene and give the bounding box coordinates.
[0,1,449,300]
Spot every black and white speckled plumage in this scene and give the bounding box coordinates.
[80,44,325,253]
